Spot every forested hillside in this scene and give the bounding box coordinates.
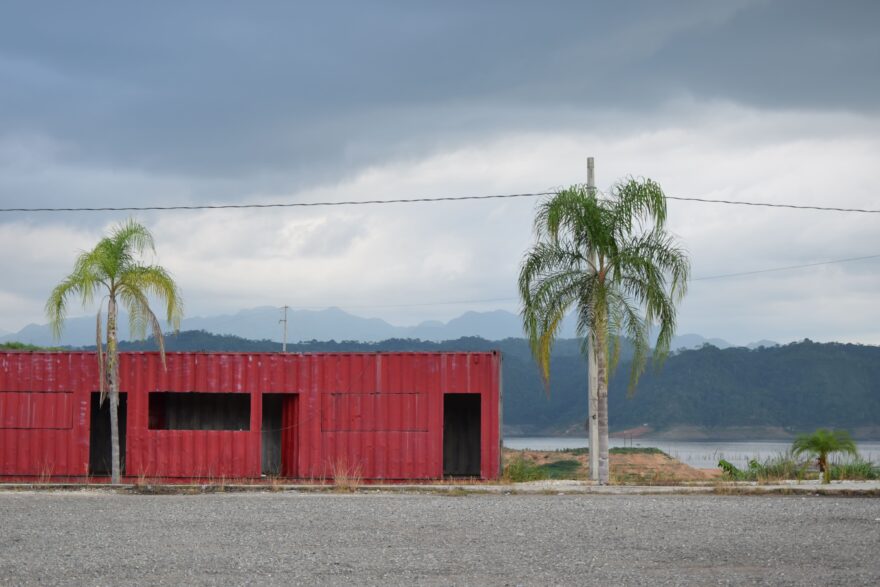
[109,331,880,438]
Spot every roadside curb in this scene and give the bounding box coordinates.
[1,480,879,496]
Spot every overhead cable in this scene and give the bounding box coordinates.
[0,192,555,213]
[666,195,880,214]
[270,254,880,311]
[1,192,878,214]
[689,253,880,282]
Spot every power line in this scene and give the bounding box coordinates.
[1,191,878,214]
[690,254,880,282]
[666,195,880,214]
[0,191,555,213]
[287,254,880,309]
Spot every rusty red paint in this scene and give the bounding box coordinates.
[0,351,502,481]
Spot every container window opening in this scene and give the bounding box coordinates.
[148,392,250,431]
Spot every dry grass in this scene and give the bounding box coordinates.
[328,459,362,492]
[37,461,54,484]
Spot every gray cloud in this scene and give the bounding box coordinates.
[1,2,879,345]
[2,0,876,209]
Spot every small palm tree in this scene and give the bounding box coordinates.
[519,179,689,484]
[46,219,183,484]
[792,428,858,484]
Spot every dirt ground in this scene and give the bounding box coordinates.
[505,448,722,483]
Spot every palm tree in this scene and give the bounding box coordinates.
[792,428,858,484]
[519,180,689,484]
[46,219,183,484]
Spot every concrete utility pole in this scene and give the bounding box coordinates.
[280,305,289,352]
[587,157,600,483]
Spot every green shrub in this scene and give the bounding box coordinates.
[830,458,879,481]
[752,452,808,482]
[503,455,548,482]
[719,452,810,482]
[718,458,745,480]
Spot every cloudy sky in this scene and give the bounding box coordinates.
[1,0,878,345]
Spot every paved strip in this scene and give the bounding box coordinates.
[1,492,878,586]
[3,479,880,495]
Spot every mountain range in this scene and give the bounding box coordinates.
[107,331,880,439]
[0,306,766,350]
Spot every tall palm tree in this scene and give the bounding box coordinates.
[792,428,858,484]
[46,219,183,484]
[519,179,689,484]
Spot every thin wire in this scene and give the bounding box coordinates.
[1,191,878,213]
[690,254,880,282]
[0,191,556,213]
[666,195,880,214]
[280,253,880,309]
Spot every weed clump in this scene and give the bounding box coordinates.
[503,454,548,482]
[718,451,878,483]
[829,459,879,481]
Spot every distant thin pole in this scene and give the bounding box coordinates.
[280,306,289,352]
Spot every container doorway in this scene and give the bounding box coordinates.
[261,394,299,477]
[443,393,481,477]
[88,392,128,476]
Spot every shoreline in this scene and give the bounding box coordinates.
[504,426,880,442]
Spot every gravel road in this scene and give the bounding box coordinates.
[1,491,878,586]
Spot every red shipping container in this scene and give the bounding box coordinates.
[0,351,501,481]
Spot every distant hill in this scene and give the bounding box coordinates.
[97,330,880,439]
[0,306,737,349]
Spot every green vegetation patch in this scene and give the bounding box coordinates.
[503,455,548,482]
[0,342,61,351]
[503,455,584,482]
[559,446,665,457]
[719,452,879,483]
[830,459,880,481]
[538,459,581,479]
[610,447,665,455]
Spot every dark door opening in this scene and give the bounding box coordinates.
[89,392,127,476]
[261,394,298,477]
[443,393,481,477]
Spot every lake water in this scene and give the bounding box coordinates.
[503,437,880,469]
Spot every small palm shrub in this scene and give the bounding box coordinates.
[792,429,859,484]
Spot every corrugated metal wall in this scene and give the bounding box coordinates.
[0,351,501,481]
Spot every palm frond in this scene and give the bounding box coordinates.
[610,178,668,233]
[128,265,184,330]
[45,267,103,340]
[111,218,156,258]
[519,178,688,395]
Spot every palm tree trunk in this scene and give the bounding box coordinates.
[107,296,121,484]
[596,336,610,485]
[588,335,599,482]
